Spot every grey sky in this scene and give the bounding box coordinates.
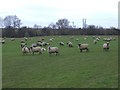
[0,0,119,28]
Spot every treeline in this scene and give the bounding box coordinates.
[2,26,120,38]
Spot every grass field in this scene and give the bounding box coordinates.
[2,35,118,88]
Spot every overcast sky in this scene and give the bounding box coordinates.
[0,0,119,28]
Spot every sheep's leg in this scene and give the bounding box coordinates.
[80,49,82,52]
[39,52,42,54]
[86,48,89,52]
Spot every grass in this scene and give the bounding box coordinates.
[2,35,118,88]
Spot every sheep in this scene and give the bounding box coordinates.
[41,47,46,51]
[31,43,37,47]
[21,43,27,48]
[76,39,79,41]
[103,38,111,42]
[21,46,31,55]
[24,37,28,41]
[1,39,5,44]
[49,38,53,42]
[21,40,25,43]
[30,46,42,54]
[78,43,89,52]
[84,37,87,40]
[67,41,73,47]
[47,46,59,55]
[11,38,15,41]
[103,42,110,51]
[93,39,97,44]
[59,42,64,46]
[96,38,100,41]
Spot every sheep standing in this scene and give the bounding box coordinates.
[47,46,59,55]
[103,42,110,51]
[30,46,42,54]
[78,43,89,52]
[21,46,31,55]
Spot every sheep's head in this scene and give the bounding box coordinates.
[78,44,81,47]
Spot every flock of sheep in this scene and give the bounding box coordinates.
[1,36,116,56]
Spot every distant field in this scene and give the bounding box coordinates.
[2,35,118,88]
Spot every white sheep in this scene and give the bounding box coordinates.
[30,46,42,54]
[24,37,28,41]
[11,38,15,41]
[59,42,64,46]
[93,39,97,44]
[103,42,110,51]
[41,48,46,51]
[67,41,73,47]
[49,38,53,42]
[76,39,79,41]
[47,46,59,55]
[21,46,31,55]
[1,39,5,44]
[21,43,27,48]
[78,43,89,52]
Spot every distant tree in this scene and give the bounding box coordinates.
[48,23,57,29]
[0,17,4,28]
[33,24,41,29]
[4,15,22,28]
[56,18,70,29]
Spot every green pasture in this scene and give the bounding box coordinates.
[2,35,118,88]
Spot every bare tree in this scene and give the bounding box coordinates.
[48,23,57,29]
[56,18,70,29]
[4,15,22,28]
[0,17,4,28]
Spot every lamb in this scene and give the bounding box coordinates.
[59,42,64,46]
[103,42,110,51]
[30,46,42,54]
[47,46,59,55]
[78,43,89,52]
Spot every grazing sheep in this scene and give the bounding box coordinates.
[67,41,73,47]
[59,42,64,46]
[37,41,49,46]
[24,37,28,41]
[21,40,25,43]
[78,43,89,52]
[103,42,110,51]
[11,38,15,41]
[21,46,31,55]
[103,38,111,42]
[84,37,87,40]
[1,40,5,44]
[49,38,53,42]
[30,46,42,54]
[31,43,37,47]
[76,39,79,41]
[47,46,59,55]
[21,43,27,48]
[93,40,97,44]
[41,48,46,51]
[96,38,100,41]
